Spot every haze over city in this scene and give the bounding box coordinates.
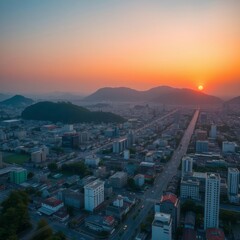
[0,0,240,98]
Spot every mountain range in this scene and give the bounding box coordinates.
[226,96,240,105]
[83,86,223,104]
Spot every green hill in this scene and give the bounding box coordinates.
[21,101,125,123]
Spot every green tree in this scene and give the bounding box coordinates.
[48,162,58,172]
[0,190,31,239]
[127,178,136,190]
[31,219,53,240]
[28,172,34,179]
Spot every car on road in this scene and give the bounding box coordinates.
[123,225,128,230]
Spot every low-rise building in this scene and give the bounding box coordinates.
[222,141,236,153]
[106,195,135,220]
[134,174,145,187]
[85,215,116,233]
[206,228,225,240]
[85,155,100,167]
[39,197,64,215]
[58,189,84,209]
[109,171,128,188]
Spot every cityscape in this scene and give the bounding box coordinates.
[0,1,240,240]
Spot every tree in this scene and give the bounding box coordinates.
[48,162,58,172]
[0,190,31,239]
[31,219,53,240]
[27,172,34,179]
[127,178,136,190]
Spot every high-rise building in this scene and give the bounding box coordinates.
[227,168,239,203]
[152,212,172,240]
[200,112,207,124]
[113,138,128,153]
[127,130,135,148]
[181,156,193,176]
[155,193,180,232]
[10,168,27,184]
[204,173,220,230]
[209,124,217,139]
[84,179,104,212]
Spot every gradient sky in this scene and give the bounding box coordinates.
[0,0,240,97]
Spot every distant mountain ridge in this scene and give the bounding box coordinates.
[226,96,240,104]
[83,86,222,104]
[21,101,125,123]
[0,95,34,107]
[0,93,10,102]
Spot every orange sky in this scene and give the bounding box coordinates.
[0,0,240,97]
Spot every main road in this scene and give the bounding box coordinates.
[115,109,199,240]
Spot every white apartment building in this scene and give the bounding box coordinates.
[181,156,193,176]
[152,212,172,240]
[204,173,220,230]
[84,179,104,212]
[180,178,200,200]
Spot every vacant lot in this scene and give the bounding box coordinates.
[3,152,30,165]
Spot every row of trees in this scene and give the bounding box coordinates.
[48,161,91,177]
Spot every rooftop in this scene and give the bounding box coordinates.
[43,197,63,207]
[84,179,104,189]
[206,228,225,240]
[160,193,178,205]
[153,212,171,226]
[110,171,127,178]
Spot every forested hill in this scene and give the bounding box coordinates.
[21,101,125,123]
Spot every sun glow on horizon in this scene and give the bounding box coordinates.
[198,85,204,91]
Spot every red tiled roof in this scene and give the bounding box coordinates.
[43,197,63,207]
[160,193,178,205]
[206,228,225,240]
[104,215,114,224]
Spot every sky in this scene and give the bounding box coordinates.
[0,0,240,98]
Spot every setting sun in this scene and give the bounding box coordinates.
[198,85,204,91]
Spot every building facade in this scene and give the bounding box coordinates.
[10,168,27,184]
[227,168,239,203]
[204,173,220,230]
[181,156,193,177]
[155,193,180,232]
[180,178,200,201]
[84,179,104,212]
